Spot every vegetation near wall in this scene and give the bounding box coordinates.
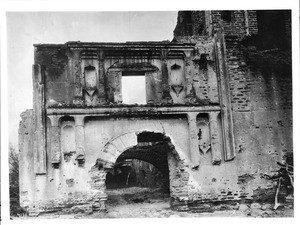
[9,145,25,216]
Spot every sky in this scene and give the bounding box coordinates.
[6,11,178,147]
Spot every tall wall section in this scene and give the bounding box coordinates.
[174,10,293,202]
[19,38,238,214]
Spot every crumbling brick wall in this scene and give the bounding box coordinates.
[174,10,292,202]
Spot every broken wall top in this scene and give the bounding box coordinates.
[33,37,219,109]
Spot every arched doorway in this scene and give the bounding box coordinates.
[105,132,171,207]
[90,130,191,211]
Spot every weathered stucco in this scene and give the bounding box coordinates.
[19,10,292,215]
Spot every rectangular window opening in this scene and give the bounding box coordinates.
[122,74,146,105]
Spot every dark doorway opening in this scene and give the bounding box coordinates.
[105,132,171,207]
[105,159,168,190]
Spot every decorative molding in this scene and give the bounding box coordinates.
[209,111,221,165]
[183,49,193,59]
[171,85,184,97]
[187,112,201,169]
[171,63,181,70]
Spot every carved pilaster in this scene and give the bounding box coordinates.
[33,64,46,174]
[209,111,221,165]
[244,10,250,36]
[73,50,84,105]
[107,70,122,104]
[187,112,200,168]
[98,50,107,104]
[161,49,172,104]
[74,115,86,163]
[48,115,61,167]
[183,50,197,104]
[205,10,213,36]
[214,32,236,161]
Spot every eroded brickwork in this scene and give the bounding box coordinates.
[173,10,292,204]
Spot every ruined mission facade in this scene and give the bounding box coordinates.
[19,10,292,214]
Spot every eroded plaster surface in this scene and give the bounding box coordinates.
[19,10,292,215]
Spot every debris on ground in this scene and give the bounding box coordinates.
[12,186,293,219]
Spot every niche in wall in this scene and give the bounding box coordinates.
[61,121,76,154]
[168,61,185,103]
[84,65,98,105]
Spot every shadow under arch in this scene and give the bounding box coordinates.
[98,130,190,167]
[89,130,192,211]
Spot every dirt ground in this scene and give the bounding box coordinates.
[12,187,294,219]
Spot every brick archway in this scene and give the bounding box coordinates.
[89,130,193,211]
[100,130,189,168]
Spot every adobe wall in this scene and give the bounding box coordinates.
[33,42,222,107]
[20,110,240,214]
[19,10,292,215]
